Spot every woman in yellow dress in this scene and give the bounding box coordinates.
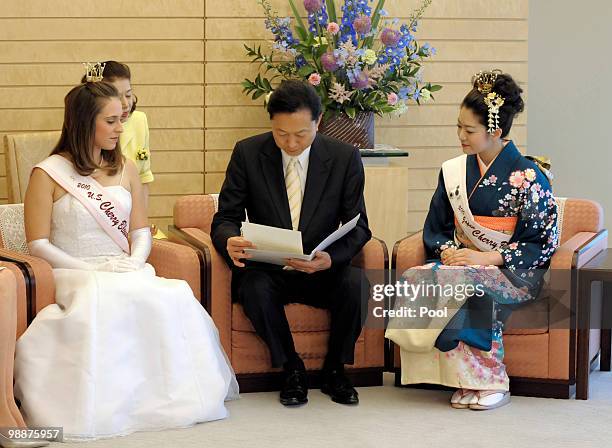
[81,61,164,237]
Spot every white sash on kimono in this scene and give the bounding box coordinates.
[36,155,130,254]
[441,154,511,252]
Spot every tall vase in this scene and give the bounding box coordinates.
[319,111,375,149]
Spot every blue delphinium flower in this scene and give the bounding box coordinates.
[398,87,411,100]
[340,0,373,45]
[421,42,437,56]
[333,47,349,67]
[308,3,329,34]
[378,24,417,70]
[265,16,299,50]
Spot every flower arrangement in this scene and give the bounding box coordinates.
[242,0,442,120]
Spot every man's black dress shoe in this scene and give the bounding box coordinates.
[321,370,359,405]
[279,369,308,406]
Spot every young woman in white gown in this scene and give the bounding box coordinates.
[13,78,238,441]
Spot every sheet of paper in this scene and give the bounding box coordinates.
[243,249,314,266]
[241,221,303,253]
[240,214,360,266]
[310,214,360,254]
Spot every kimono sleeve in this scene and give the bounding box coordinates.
[423,169,458,260]
[497,167,559,279]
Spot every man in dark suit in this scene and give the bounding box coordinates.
[211,80,371,406]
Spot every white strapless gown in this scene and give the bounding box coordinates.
[14,187,238,441]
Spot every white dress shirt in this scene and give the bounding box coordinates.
[281,146,310,197]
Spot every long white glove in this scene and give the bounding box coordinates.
[28,238,96,270]
[91,227,152,273]
[122,227,152,271]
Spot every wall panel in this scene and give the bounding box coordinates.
[0,4,205,232]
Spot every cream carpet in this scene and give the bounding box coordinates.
[50,371,611,448]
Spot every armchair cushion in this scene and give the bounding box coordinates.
[232,303,331,333]
[0,204,28,254]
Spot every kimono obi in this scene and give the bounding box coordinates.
[472,215,517,232]
[453,215,517,233]
[454,215,517,251]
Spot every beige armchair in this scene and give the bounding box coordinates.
[169,194,388,392]
[389,198,607,398]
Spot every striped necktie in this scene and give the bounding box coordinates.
[285,157,302,230]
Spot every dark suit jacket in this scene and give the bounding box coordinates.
[211,132,371,270]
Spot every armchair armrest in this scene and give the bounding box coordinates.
[0,248,54,323]
[392,231,426,280]
[148,240,203,303]
[546,229,608,380]
[0,262,27,340]
[351,237,388,271]
[0,267,27,428]
[168,226,232,359]
[350,237,388,368]
[550,230,608,270]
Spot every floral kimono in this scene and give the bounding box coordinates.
[396,141,558,390]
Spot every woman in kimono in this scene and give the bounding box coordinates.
[388,71,558,410]
[14,71,238,440]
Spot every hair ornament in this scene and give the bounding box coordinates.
[473,69,505,134]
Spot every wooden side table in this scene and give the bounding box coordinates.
[361,148,409,251]
[577,248,612,399]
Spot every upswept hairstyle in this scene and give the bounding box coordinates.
[51,81,123,176]
[461,73,524,138]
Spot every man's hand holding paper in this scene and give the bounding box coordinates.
[285,251,332,273]
[227,236,257,268]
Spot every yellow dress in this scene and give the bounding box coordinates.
[120,110,154,184]
[120,110,166,239]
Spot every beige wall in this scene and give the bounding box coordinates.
[1,0,527,234]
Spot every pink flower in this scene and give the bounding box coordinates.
[381,28,401,47]
[509,170,525,188]
[327,22,340,35]
[387,92,399,105]
[353,15,372,35]
[303,0,323,13]
[308,72,321,86]
[320,51,339,72]
[488,175,497,184]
